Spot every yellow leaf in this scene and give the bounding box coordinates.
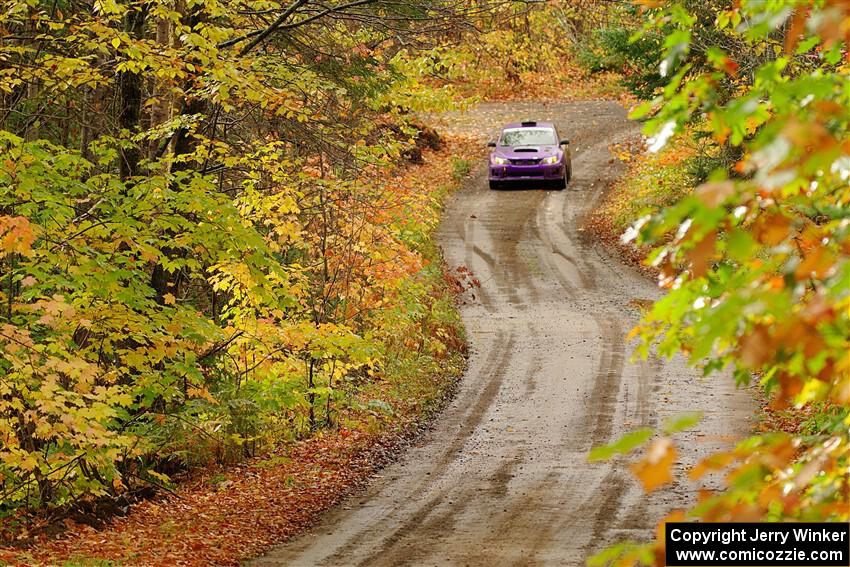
[111,37,121,49]
[689,451,734,480]
[187,386,218,404]
[631,438,677,492]
[163,293,176,305]
[19,454,39,472]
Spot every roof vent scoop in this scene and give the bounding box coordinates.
[520,121,537,127]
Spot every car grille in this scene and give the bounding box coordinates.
[510,158,541,165]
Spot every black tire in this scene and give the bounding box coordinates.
[552,173,567,190]
[489,180,502,190]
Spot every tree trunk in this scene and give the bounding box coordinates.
[149,6,204,304]
[149,12,173,159]
[118,4,149,180]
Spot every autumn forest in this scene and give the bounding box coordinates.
[0,0,848,565]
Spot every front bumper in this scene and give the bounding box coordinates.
[489,164,564,181]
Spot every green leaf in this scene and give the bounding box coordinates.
[662,411,703,434]
[628,100,655,120]
[588,428,653,462]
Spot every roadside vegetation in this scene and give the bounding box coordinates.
[581,0,849,564]
[589,136,697,268]
[1,137,478,566]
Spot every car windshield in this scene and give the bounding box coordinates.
[499,128,557,146]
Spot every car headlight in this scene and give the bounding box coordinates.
[492,156,508,165]
[542,155,560,164]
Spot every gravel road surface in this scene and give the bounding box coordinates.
[253,101,752,567]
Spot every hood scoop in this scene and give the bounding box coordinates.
[514,147,538,153]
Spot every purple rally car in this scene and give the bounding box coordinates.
[487,121,572,190]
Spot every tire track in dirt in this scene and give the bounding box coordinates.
[412,331,517,485]
[482,189,544,310]
[313,331,516,566]
[362,455,526,567]
[532,130,661,557]
[345,180,544,566]
[589,314,626,443]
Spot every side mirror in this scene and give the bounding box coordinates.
[560,139,570,145]
[487,141,497,148]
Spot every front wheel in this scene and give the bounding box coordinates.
[489,180,502,190]
[552,174,567,190]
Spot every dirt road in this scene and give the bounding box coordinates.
[253,101,752,566]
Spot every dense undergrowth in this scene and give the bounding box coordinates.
[0,137,477,566]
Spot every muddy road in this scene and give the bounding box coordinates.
[254,101,752,566]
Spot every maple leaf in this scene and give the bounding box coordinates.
[686,230,717,279]
[187,386,218,404]
[0,216,36,257]
[630,438,677,493]
[695,181,734,208]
